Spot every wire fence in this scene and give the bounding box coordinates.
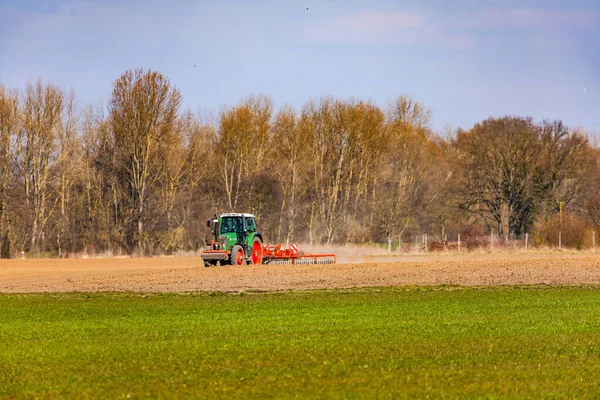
[392,231,599,254]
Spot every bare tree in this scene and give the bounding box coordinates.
[159,111,212,252]
[0,86,18,257]
[271,106,310,243]
[215,95,273,212]
[16,80,64,254]
[56,90,80,256]
[373,101,431,252]
[80,103,125,254]
[389,94,432,131]
[109,68,182,253]
[454,116,541,237]
[302,98,350,245]
[342,100,386,231]
[535,121,593,216]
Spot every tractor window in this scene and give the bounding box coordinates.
[245,217,256,232]
[220,217,243,234]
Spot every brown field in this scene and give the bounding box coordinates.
[2,252,600,293]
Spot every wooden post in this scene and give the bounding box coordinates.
[558,201,564,249]
[458,234,461,253]
[425,234,428,253]
[490,231,493,250]
[525,233,528,251]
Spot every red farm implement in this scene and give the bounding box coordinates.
[261,243,336,265]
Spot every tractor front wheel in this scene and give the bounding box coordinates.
[251,237,263,265]
[231,245,246,266]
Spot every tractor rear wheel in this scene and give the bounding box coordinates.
[251,237,263,265]
[231,245,246,266]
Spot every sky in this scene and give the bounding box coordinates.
[0,0,599,133]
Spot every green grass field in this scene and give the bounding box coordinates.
[2,286,600,399]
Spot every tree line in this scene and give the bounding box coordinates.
[0,68,598,257]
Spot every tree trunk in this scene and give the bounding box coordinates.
[308,201,316,246]
[138,218,144,255]
[1,230,10,259]
[31,219,37,255]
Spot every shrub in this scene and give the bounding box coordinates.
[534,213,591,250]
[460,226,489,251]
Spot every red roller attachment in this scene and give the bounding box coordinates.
[261,243,336,265]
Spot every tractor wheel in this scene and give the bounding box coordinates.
[204,260,211,267]
[251,237,263,265]
[231,245,246,266]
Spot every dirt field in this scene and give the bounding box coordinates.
[2,252,600,293]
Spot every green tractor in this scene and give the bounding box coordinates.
[201,213,263,266]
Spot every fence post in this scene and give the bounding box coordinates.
[525,233,528,251]
[425,234,428,253]
[490,232,493,251]
[458,234,461,253]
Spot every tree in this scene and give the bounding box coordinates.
[534,120,593,218]
[56,90,80,256]
[302,98,349,245]
[454,117,594,238]
[0,86,18,257]
[340,100,386,234]
[80,105,113,253]
[109,68,182,253]
[271,106,310,243]
[16,80,65,254]
[215,95,272,212]
[389,94,432,131]
[420,136,459,242]
[373,96,432,251]
[454,116,540,237]
[159,111,212,252]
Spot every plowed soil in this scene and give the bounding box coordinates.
[2,252,600,293]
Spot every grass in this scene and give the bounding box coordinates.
[1,286,600,399]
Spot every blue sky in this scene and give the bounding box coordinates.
[0,0,599,133]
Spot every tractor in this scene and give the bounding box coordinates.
[201,213,264,266]
[201,213,336,267]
